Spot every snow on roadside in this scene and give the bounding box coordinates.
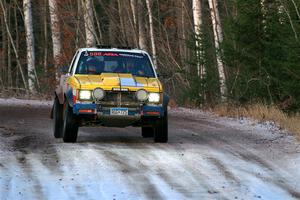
[0,98,52,107]
[170,107,291,138]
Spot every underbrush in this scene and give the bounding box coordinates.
[211,103,300,137]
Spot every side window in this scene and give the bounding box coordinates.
[69,51,79,74]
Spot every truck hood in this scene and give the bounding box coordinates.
[74,73,161,91]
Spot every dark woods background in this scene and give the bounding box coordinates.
[0,0,300,112]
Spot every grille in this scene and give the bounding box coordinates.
[98,91,139,107]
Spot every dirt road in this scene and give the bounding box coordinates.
[0,99,300,200]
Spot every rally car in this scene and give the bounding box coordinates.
[51,46,169,143]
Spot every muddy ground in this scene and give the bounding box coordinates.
[0,100,300,200]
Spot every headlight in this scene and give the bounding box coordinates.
[148,93,160,103]
[93,88,105,100]
[136,89,148,101]
[79,90,92,100]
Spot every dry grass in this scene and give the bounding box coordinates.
[211,103,300,137]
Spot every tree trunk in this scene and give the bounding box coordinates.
[49,0,62,79]
[23,0,36,93]
[176,0,186,65]
[137,0,147,50]
[130,0,137,30]
[7,3,12,88]
[82,0,96,47]
[130,0,139,47]
[0,12,5,89]
[0,0,28,92]
[14,4,20,89]
[146,0,157,67]
[208,0,227,100]
[108,0,117,46]
[92,1,103,44]
[192,0,204,77]
[75,0,81,48]
[43,0,48,73]
[117,0,127,45]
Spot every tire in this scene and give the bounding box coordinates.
[62,102,79,143]
[53,97,63,138]
[142,127,154,138]
[154,110,168,143]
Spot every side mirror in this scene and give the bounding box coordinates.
[59,66,69,74]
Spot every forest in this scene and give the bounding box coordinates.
[0,0,300,112]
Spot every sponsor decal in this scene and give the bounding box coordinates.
[88,52,144,58]
[119,53,143,59]
[89,52,119,57]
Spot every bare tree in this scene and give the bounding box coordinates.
[117,0,127,45]
[0,9,6,90]
[192,0,204,77]
[208,0,227,100]
[130,0,137,29]
[0,0,28,92]
[82,0,96,47]
[92,1,103,44]
[23,0,36,93]
[176,0,187,64]
[146,0,157,67]
[49,0,62,78]
[43,0,48,73]
[138,0,147,50]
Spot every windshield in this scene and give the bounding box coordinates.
[75,51,155,78]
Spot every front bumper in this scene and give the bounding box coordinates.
[73,103,164,118]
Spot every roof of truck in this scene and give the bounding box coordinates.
[78,47,148,55]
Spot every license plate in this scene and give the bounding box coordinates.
[110,108,128,116]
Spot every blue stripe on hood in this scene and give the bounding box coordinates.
[120,78,136,87]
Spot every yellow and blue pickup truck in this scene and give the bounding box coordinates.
[51,47,169,143]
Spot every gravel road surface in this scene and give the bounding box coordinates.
[0,99,300,200]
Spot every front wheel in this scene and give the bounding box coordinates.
[53,97,63,138]
[62,102,79,143]
[154,110,168,143]
[142,127,154,138]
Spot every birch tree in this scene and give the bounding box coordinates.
[117,0,127,45]
[82,0,96,47]
[137,0,147,50]
[49,0,62,78]
[176,0,187,64]
[208,0,227,100]
[130,0,139,47]
[192,0,203,77]
[23,0,36,93]
[146,0,157,67]
[130,0,137,30]
[0,0,28,92]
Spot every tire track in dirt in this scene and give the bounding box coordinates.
[1,102,300,199]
